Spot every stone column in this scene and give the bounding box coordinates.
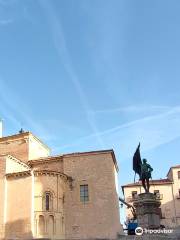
[133,193,161,229]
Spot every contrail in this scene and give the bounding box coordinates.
[38,0,104,148]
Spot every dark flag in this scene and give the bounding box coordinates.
[133,143,142,182]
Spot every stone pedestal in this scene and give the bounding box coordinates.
[133,193,161,229]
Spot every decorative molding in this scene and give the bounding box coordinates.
[6,170,31,178]
[34,170,69,181]
[6,154,30,170]
[28,156,63,166]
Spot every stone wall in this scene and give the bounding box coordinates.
[0,132,50,163]
[31,160,63,173]
[0,134,29,161]
[63,151,121,239]
[28,135,50,160]
[5,174,33,239]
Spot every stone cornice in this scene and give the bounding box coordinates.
[5,170,72,182]
[33,170,71,181]
[6,170,31,178]
[28,149,119,173]
[28,156,63,166]
[6,154,30,170]
[0,132,29,143]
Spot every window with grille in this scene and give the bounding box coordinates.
[178,171,180,179]
[80,184,89,202]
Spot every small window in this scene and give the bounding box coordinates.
[154,190,162,199]
[154,190,160,196]
[131,191,137,199]
[178,171,180,179]
[179,189,180,197]
[80,184,89,203]
[45,193,50,211]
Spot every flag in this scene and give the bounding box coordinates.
[133,143,142,178]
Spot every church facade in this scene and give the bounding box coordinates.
[0,131,121,239]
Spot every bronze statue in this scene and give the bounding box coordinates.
[133,143,153,193]
[140,158,153,193]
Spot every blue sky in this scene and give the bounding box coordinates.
[0,0,180,216]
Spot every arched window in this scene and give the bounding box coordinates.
[45,192,50,211]
[43,191,53,211]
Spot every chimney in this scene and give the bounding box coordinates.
[0,119,2,138]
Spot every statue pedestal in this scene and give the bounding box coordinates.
[133,193,161,229]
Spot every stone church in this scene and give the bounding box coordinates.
[0,131,121,239]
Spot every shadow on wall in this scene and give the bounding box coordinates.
[5,219,33,239]
[160,198,180,228]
